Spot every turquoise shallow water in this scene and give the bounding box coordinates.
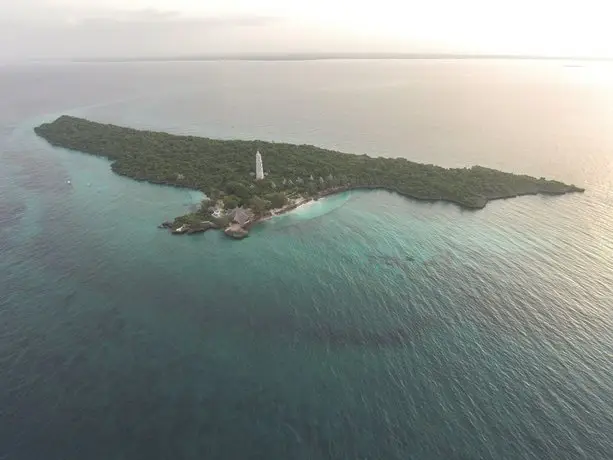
[1,60,613,459]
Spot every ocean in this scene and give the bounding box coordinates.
[1,59,613,459]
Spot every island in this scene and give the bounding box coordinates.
[35,116,584,238]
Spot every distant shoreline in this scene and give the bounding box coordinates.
[68,53,613,64]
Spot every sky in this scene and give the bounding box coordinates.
[1,0,613,59]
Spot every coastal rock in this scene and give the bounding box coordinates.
[224,224,249,239]
[158,221,173,229]
[171,225,188,235]
[187,221,216,234]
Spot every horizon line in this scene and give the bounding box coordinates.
[62,52,613,63]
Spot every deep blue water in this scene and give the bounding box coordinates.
[1,60,613,459]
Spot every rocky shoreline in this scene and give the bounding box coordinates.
[159,181,585,240]
[158,196,314,239]
[159,220,220,234]
[315,183,584,209]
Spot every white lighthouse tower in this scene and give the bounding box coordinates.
[255,150,264,180]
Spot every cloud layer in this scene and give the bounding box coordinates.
[2,0,613,59]
[1,5,410,60]
[2,8,297,59]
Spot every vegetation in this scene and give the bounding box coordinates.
[267,192,288,209]
[35,116,584,224]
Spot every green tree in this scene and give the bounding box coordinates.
[266,192,287,209]
[225,181,251,201]
[223,195,240,209]
[249,196,270,215]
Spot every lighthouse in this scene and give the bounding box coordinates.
[255,150,264,180]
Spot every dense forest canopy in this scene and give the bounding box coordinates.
[35,116,583,216]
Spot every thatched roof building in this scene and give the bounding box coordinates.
[230,207,254,227]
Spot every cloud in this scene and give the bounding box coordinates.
[85,8,183,23]
[0,8,286,59]
[77,8,278,26]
